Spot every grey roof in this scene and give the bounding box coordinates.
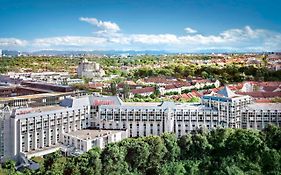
[244,103,281,111]
[217,86,237,98]
[60,96,90,108]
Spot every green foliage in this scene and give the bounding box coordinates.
[1,56,281,85]
[132,63,281,83]
[263,124,281,150]
[110,82,117,96]
[2,159,16,175]
[123,83,130,100]
[161,132,180,162]
[0,57,79,73]
[101,144,129,175]
[159,162,186,175]
[122,139,150,173]
[10,125,281,175]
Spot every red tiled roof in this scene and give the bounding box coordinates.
[190,90,203,97]
[172,91,202,101]
[131,87,155,94]
[257,81,281,87]
[237,91,281,98]
[165,84,179,90]
[255,99,272,103]
[262,86,279,92]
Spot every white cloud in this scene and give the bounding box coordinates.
[0,38,28,47]
[130,34,179,44]
[80,17,120,33]
[0,21,280,52]
[184,27,197,34]
[33,36,107,47]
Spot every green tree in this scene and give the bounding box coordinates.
[190,132,212,160]
[110,82,117,96]
[2,159,16,175]
[123,139,150,173]
[142,136,167,174]
[261,148,281,174]
[263,124,281,150]
[178,134,193,160]
[183,160,200,175]
[161,132,180,162]
[101,144,129,175]
[123,83,131,100]
[159,162,186,175]
[63,160,80,175]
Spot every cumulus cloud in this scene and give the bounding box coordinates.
[80,17,120,33]
[0,20,280,52]
[0,38,28,47]
[184,27,197,34]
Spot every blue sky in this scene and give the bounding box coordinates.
[0,0,281,52]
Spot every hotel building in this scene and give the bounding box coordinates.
[0,86,280,164]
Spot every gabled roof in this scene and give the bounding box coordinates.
[131,87,155,94]
[217,86,237,98]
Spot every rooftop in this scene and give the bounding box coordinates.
[245,103,281,111]
[65,129,121,140]
[14,105,64,117]
[0,91,73,101]
[217,86,237,98]
[123,102,162,106]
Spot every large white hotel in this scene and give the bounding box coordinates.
[0,86,280,164]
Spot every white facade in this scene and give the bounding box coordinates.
[241,103,281,129]
[0,87,280,162]
[62,129,127,152]
[1,96,91,160]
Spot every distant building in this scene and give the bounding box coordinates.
[2,50,21,57]
[77,59,105,78]
[6,72,83,86]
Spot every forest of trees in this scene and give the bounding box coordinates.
[1,124,281,175]
[133,64,281,83]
